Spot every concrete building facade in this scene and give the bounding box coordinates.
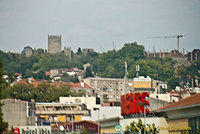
[99,116,168,134]
[36,102,89,125]
[1,99,36,129]
[22,46,34,57]
[59,96,100,110]
[156,93,200,134]
[64,46,72,59]
[82,48,94,55]
[48,35,61,54]
[83,77,134,101]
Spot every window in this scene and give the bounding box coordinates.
[75,99,81,103]
[103,94,108,99]
[188,116,200,134]
[103,87,108,92]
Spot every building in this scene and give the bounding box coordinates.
[152,80,168,93]
[83,63,91,71]
[82,48,94,55]
[99,115,168,134]
[147,49,189,66]
[51,120,99,134]
[13,126,51,134]
[59,96,100,110]
[133,76,152,91]
[36,102,89,125]
[187,49,200,62]
[22,46,34,57]
[49,67,83,78]
[1,99,36,129]
[65,120,99,133]
[156,93,200,134]
[70,82,94,96]
[64,46,72,60]
[48,35,61,54]
[82,106,121,122]
[83,77,134,101]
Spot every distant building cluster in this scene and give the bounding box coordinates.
[2,34,200,133]
[1,74,200,133]
[147,49,200,65]
[45,67,84,80]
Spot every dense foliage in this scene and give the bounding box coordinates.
[125,118,158,134]
[177,59,200,88]
[1,82,85,102]
[0,60,8,132]
[1,42,199,90]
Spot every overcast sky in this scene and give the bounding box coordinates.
[0,0,200,53]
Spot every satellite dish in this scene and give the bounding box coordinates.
[60,125,64,131]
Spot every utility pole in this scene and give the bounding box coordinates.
[94,108,100,134]
[136,65,139,78]
[72,115,74,133]
[113,41,115,50]
[124,61,128,94]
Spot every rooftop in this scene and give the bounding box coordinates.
[156,93,200,112]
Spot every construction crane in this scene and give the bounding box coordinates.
[147,34,185,52]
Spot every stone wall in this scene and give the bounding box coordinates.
[48,35,61,54]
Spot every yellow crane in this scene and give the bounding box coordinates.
[147,34,185,52]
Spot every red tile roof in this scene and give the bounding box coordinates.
[69,82,92,89]
[156,93,200,111]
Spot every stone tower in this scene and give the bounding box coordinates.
[48,35,61,54]
[64,46,72,60]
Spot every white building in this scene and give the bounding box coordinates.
[59,96,100,110]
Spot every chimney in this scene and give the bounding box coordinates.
[163,50,165,57]
[159,50,161,57]
[183,48,185,56]
[81,82,84,87]
[196,53,198,60]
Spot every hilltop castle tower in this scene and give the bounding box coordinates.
[48,35,61,54]
[64,46,72,60]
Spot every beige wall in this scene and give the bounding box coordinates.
[150,93,171,102]
[59,96,100,110]
[133,81,151,88]
[120,117,169,134]
[101,127,117,134]
[167,118,189,134]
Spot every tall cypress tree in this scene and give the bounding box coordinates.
[0,59,8,132]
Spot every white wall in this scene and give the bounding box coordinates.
[59,96,100,110]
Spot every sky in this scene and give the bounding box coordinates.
[0,0,200,53]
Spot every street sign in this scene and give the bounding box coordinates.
[114,125,122,132]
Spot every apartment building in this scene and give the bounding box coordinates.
[83,77,134,101]
[1,99,36,129]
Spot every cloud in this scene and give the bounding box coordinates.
[0,11,28,25]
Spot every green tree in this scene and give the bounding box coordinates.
[6,82,71,102]
[77,47,82,55]
[0,60,8,132]
[126,119,158,134]
[84,67,93,78]
[60,74,79,83]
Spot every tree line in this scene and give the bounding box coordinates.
[0,42,199,89]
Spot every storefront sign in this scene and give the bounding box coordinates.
[14,126,51,134]
[121,92,150,115]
